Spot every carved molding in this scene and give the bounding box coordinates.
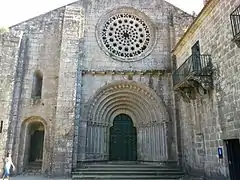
[82,80,170,126]
[176,87,196,103]
[81,69,168,77]
[191,76,213,90]
[175,79,210,103]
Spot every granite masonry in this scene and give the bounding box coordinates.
[3,0,238,179]
[172,0,240,179]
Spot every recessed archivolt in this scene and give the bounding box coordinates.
[83,81,169,127]
[22,116,47,130]
[95,93,154,124]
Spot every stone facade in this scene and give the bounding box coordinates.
[172,0,240,179]
[0,32,22,173]
[0,0,195,177]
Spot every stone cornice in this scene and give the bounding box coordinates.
[172,0,220,55]
[82,69,169,76]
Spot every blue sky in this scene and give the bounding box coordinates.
[0,0,203,27]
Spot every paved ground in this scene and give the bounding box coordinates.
[0,176,71,180]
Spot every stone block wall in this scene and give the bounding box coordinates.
[74,0,194,72]
[7,6,65,176]
[173,0,240,179]
[52,4,84,177]
[81,72,171,104]
[0,32,22,174]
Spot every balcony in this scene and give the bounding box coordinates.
[172,54,213,101]
[230,5,240,47]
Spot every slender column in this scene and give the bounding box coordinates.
[150,126,154,161]
[156,125,160,161]
[98,126,102,157]
[153,126,157,160]
[137,127,143,161]
[143,127,147,160]
[78,121,87,161]
[103,125,109,160]
[163,123,168,160]
[160,125,164,160]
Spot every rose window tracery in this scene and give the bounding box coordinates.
[96,7,156,62]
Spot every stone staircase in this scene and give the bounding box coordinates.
[22,160,42,176]
[72,162,185,179]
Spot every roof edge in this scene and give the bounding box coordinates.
[172,0,220,54]
[164,0,194,17]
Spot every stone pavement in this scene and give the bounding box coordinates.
[0,176,71,180]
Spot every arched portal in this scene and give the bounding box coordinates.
[109,114,137,161]
[18,116,47,173]
[81,81,171,162]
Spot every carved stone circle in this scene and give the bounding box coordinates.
[96,7,156,62]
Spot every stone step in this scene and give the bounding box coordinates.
[25,166,42,170]
[82,164,176,168]
[72,174,183,179]
[73,172,184,177]
[23,161,42,176]
[72,163,184,179]
[75,168,182,172]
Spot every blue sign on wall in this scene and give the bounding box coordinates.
[218,147,223,159]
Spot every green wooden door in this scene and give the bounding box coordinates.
[109,114,137,161]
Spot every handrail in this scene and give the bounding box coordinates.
[230,5,240,39]
[173,54,212,87]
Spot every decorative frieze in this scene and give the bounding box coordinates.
[82,69,168,76]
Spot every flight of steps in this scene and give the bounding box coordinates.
[72,162,185,179]
[22,160,42,176]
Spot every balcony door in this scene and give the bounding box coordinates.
[191,41,201,73]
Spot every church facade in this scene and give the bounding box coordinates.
[0,0,193,177]
[1,0,240,179]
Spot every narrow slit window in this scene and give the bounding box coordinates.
[0,121,3,133]
[31,70,43,99]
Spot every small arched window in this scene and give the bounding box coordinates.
[31,70,43,99]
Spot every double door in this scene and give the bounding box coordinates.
[109,114,137,161]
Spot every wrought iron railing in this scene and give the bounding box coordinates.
[173,54,212,87]
[230,5,240,40]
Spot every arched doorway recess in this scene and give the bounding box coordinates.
[18,117,47,173]
[81,81,170,162]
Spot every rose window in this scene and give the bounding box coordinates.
[96,7,155,62]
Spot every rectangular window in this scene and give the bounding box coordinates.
[0,121,3,133]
